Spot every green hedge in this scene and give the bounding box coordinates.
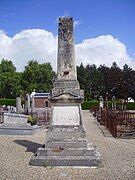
[81,101,135,110]
[81,101,99,110]
[0,99,16,106]
[127,102,135,110]
[1,99,135,110]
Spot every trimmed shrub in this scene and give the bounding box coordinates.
[81,101,98,110]
[0,98,16,106]
[81,101,135,110]
[127,102,135,110]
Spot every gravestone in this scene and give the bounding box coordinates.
[30,17,100,166]
[31,95,35,113]
[16,97,22,114]
[24,94,30,114]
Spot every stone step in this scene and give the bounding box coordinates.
[0,125,45,135]
[30,155,101,167]
[46,126,86,141]
[36,146,96,157]
[46,141,87,148]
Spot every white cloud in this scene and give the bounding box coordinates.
[75,35,135,69]
[74,20,81,27]
[0,30,135,72]
[60,11,70,18]
[0,29,57,71]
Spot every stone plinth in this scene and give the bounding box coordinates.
[30,126,100,166]
[30,17,100,167]
[0,113,45,135]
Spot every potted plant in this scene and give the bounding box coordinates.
[27,116,32,123]
[31,116,38,125]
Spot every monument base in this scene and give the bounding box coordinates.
[0,124,45,135]
[30,155,100,167]
[29,126,101,167]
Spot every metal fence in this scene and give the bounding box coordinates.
[101,109,135,138]
[32,108,51,125]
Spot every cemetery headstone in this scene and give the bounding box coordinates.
[16,97,22,114]
[99,96,104,109]
[24,94,30,114]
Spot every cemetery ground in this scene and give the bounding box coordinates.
[0,111,135,180]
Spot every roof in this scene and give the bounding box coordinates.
[34,93,50,97]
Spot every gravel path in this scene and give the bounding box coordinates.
[0,110,135,180]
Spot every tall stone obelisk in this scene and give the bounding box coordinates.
[50,17,84,126]
[30,17,100,166]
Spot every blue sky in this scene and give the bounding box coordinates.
[0,0,135,71]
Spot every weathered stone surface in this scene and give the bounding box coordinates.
[46,148,86,157]
[30,17,100,167]
[51,106,81,126]
[46,126,86,141]
[36,147,96,157]
[0,113,45,135]
[30,156,101,167]
[30,122,100,166]
[57,17,77,81]
[53,80,80,89]
[49,17,84,104]
[36,147,47,156]
[0,125,45,135]
[4,113,28,125]
[46,141,87,148]
[16,97,22,114]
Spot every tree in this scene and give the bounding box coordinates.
[37,63,56,92]
[123,63,132,71]
[98,65,110,98]
[98,62,124,99]
[0,59,21,98]
[77,63,86,90]
[77,63,102,100]
[0,59,16,74]
[109,62,122,98]
[122,64,135,100]
[21,60,56,94]
[85,64,102,100]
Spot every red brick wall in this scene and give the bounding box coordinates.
[34,97,51,108]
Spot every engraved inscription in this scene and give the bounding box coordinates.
[52,106,80,125]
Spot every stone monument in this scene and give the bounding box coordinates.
[16,97,22,114]
[30,17,100,166]
[24,94,30,114]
